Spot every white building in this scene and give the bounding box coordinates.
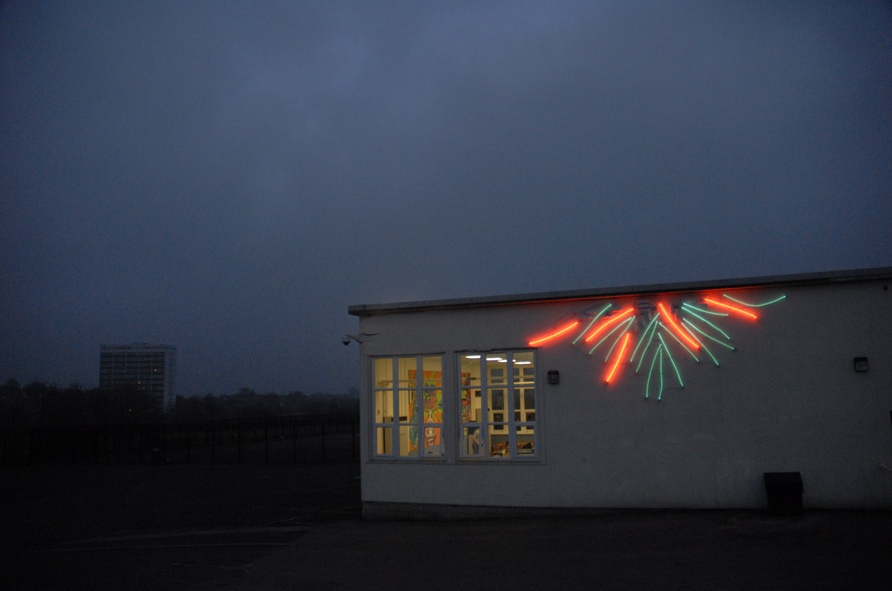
[348,268,892,518]
[99,343,177,413]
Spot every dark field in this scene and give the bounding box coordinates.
[0,463,360,590]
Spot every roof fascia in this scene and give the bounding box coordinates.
[348,266,892,317]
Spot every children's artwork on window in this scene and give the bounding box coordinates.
[408,369,443,450]
[407,369,442,388]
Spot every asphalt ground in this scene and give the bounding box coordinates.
[190,509,892,591]
[2,464,890,590]
[0,463,361,590]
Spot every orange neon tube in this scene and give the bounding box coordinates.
[605,333,631,383]
[583,307,634,343]
[528,320,579,346]
[704,297,758,320]
[657,303,700,350]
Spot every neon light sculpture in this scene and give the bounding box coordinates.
[589,316,634,356]
[605,333,631,383]
[528,320,579,346]
[632,313,660,372]
[646,345,663,400]
[657,333,683,388]
[572,304,611,345]
[583,307,634,343]
[702,298,758,320]
[606,318,634,360]
[527,291,785,400]
[722,294,786,307]
[657,303,700,350]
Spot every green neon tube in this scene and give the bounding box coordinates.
[682,303,727,317]
[629,313,659,363]
[604,318,635,362]
[682,318,735,350]
[680,322,720,366]
[658,321,699,362]
[588,316,632,355]
[658,349,664,401]
[573,303,612,344]
[682,308,731,340]
[657,333,683,388]
[634,313,661,373]
[646,344,662,399]
[722,294,786,307]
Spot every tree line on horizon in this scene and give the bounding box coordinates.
[0,379,359,429]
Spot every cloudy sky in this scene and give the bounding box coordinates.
[2,1,890,396]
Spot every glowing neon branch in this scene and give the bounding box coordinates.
[682,303,727,317]
[630,313,659,363]
[657,333,683,388]
[657,303,700,350]
[646,344,663,399]
[605,333,631,383]
[588,315,633,355]
[635,314,661,373]
[681,322,720,366]
[584,307,634,343]
[529,320,579,346]
[682,308,731,340]
[682,318,735,350]
[572,304,612,344]
[722,294,786,307]
[703,297,758,320]
[658,349,664,401]
[604,317,635,362]
[658,321,699,362]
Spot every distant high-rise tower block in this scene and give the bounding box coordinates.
[99,343,177,413]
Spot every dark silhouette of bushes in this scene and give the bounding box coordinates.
[1,379,358,428]
[0,379,161,429]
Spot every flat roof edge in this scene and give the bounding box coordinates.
[348,266,892,316]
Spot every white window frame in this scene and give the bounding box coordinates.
[458,350,538,461]
[371,354,445,460]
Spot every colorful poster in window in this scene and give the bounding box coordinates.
[460,372,472,423]
[461,389,472,423]
[407,390,418,451]
[408,370,443,451]
[424,427,439,449]
[423,389,442,423]
[407,369,442,389]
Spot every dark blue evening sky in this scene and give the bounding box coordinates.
[2,1,890,396]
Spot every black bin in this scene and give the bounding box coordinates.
[763,472,803,516]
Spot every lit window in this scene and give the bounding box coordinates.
[372,355,443,459]
[459,351,537,460]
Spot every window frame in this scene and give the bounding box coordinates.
[370,354,445,460]
[457,349,539,461]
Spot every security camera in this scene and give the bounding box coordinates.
[343,333,373,346]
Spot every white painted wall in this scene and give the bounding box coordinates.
[355,279,892,509]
